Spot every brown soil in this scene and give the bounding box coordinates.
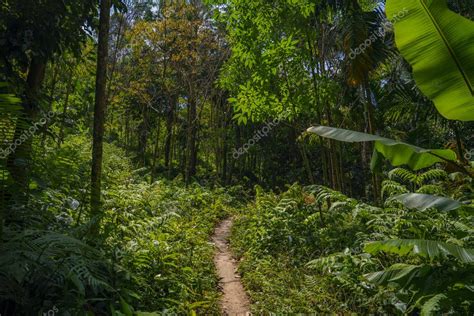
[212,218,251,316]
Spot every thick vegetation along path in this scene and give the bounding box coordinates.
[212,218,251,315]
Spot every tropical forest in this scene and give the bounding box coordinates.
[0,0,473,315]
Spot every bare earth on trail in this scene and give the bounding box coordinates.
[212,218,251,316]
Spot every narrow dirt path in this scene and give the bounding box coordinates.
[212,218,251,316]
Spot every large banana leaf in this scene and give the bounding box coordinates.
[386,0,474,121]
[364,263,429,285]
[307,125,457,170]
[390,193,462,211]
[364,239,474,263]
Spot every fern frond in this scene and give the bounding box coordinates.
[382,180,409,199]
[388,168,416,185]
[416,184,444,195]
[418,169,448,185]
[419,294,447,316]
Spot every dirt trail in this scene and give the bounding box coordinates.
[212,218,251,316]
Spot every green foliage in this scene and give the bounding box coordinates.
[388,167,448,188]
[390,193,462,211]
[231,184,384,313]
[231,183,474,314]
[365,239,474,314]
[1,136,242,315]
[386,0,474,121]
[0,229,115,315]
[365,239,474,263]
[2,0,474,315]
[382,167,472,212]
[0,0,98,67]
[102,180,239,314]
[307,125,458,170]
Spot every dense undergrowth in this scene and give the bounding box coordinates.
[232,182,474,314]
[1,136,243,315]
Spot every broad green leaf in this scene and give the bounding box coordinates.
[420,294,447,316]
[364,263,425,285]
[119,297,134,316]
[365,239,474,263]
[307,125,457,170]
[386,0,474,121]
[390,193,462,211]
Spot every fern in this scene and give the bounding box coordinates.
[387,167,447,192]
[419,294,447,316]
[416,184,444,195]
[365,238,474,315]
[0,228,116,314]
[382,179,409,199]
[418,169,448,184]
[388,168,417,186]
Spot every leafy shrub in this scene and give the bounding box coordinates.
[1,136,242,315]
[231,183,474,314]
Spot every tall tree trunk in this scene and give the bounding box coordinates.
[363,78,381,204]
[164,95,175,171]
[7,58,46,190]
[138,103,149,166]
[2,57,45,240]
[299,138,315,183]
[90,0,111,234]
[151,117,162,183]
[41,64,59,146]
[58,72,75,148]
[185,97,198,185]
[452,122,468,164]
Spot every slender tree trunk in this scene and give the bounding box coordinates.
[2,57,45,241]
[7,58,46,190]
[151,117,162,183]
[164,95,175,171]
[185,97,198,184]
[299,138,315,183]
[138,103,149,166]
[363,78,381,204]
[452,122,467,164]
[41,64,59,146]
[58,73,75,148]
[221,100,230,184]
[90,0,111,234]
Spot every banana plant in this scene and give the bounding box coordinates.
[389,193,462,211]
[386,0,474,121]
[306,125,462,171]
[364,239,474,314]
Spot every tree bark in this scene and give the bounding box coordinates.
[151,117,162,183]
[7,58,46,190]
[185,97,198,185]
[58,71,75,148]
[41,64,59,146]
[138,103,149,166]
[90,0,111,234]
[363,78,381,204]
[164,95,175,171]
